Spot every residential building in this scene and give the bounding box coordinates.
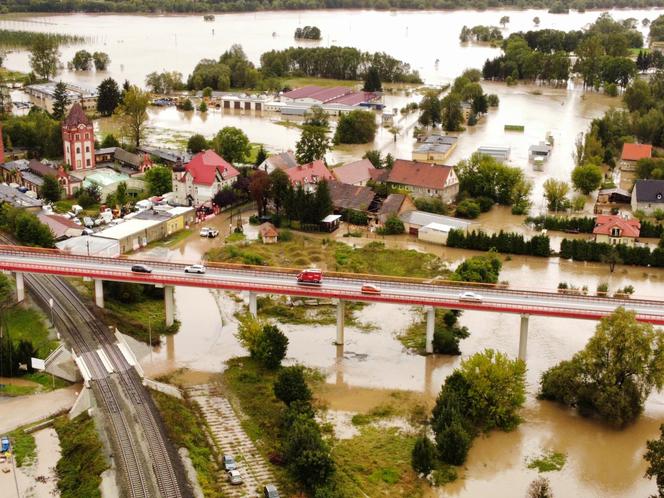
[25,82,97,114]
[37,213,83,240]
[620,143,652,191]
[399,210,473,238]
[477,146,510,162]
[62,103,96,171]
[332,159,376,186]
[284,160,335,193]
[386,159,459,203]
[173,150,240,206]
[412,135,458,164]
[95,147,117,164]
[113,148,153,173]
[327,180,376,213]
[631,179,664,215]
[375,193,416,225]
[0,159,81,197]
[137,145,192,167]
[260,151,298,173]
[594,187,632,214]
[593,214,641,246]
[259,222,279,244]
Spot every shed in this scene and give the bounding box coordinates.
[418,222,454,245]
[259,222,279,244]
[399,210,472,236]
[321,214,341,232]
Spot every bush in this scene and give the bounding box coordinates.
[378,215,404,235]
[414,197,448,214]
[283,413,335,490]
[436,419,472,465]
[433,325,468,355]
[274,366,312,406]
[527,476,554,498]
[411,435,436,474]
[253,325,288,369]
[597,282,609,294]
[278,229,293,242]
[455,199,481,219]
[451,253,502,283]
[476,196,495,212]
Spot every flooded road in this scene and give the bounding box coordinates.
[129,228,664,497]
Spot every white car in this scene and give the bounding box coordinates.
[199,227,218,238]
[458,291,483,303]
[228,470,243,485]
[184,264,206,274]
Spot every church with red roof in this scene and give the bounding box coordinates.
[173,149,239,206]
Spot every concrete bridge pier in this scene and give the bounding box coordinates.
[248,291,257,317]
[14,271,24,302]
[94,279,104,308]
[335,299,345,345]
[425,306,435,354]
[518,314,530,362]
[165,286,175,327]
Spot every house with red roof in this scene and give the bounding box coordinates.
[619,143,653,191]
[386,159,459,203]
[332,159,376,186]
[593,214,641,246]
[284,160,335,193]
[173,149,239,206]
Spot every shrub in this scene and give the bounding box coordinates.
[597,282,609,294]
[378,215,405,235]
[278,229,293,242]
[411,435,436,474]
[436,419,472,465]
[476,196,495,212]
[527,476,554,498]
[253,325,289,369]
[274,366,312,406]
[455,199,481,219]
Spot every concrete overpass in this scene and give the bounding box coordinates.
[2,244,663,360]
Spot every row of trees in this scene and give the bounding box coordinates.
[527,215,596,233]
[459,25,503,43]
[560,238,664,268]
[294,25,321,40]
[446,229,551,257]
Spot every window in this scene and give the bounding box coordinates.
[611,227,621,237]
[85,146,89,153]
[76,160,81,168]
[86,159,91,166]
[75,134,80,141]
[76,147,80,154]
[85,133,89,140]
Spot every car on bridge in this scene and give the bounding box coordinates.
[131,264,152,274]
[297,269,322,285]
[361,283,381,295]
[184,264,206,274]
[459,291,482,303]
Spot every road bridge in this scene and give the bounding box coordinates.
[2,244,663,360]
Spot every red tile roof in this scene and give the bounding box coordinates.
[63,102,92,127]
[593,215,641,238]
[387,159,455,190]
[283,86,352,103]
[333,159,376,185]
[621,143,652,162]
[28,160,69,179]
[259,222,279,238]
[285,160,334,186]
[182,150,239,185]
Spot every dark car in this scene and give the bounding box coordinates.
[131,264,152,274]
[263,484,280,498]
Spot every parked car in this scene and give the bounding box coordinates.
[297,268,322,285]
[263,484,280,498]
[1,436,9,452]
[184,264,206,274]
[458,291,482,303]
[222,455,237,471]
[228,470,243,485]
[131,264,152,274]
[199,227,219,238]
[83,217,94,228]
[360,283,381,295]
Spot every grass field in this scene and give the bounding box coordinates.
[8,428,36,467]
[4,306,58,357]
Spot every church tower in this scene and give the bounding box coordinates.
[62,103,95,170]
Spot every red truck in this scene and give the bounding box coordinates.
[297,269,322,285]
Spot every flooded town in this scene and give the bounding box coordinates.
[1,3,664,498]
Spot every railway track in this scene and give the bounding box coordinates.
[2,234,185,498]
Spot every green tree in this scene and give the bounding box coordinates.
[115,181,128,207]
[411,436,436,474]
[295,125,329,164]
[213,126,250,164]
[539,307,664,427]
[572,163,603,194]
[254,145,267,167]
[451,253,502,283]
[334,109,377,144]
[269,168,290,215]
[436,419,472,465]
[249,170,271,217]
[180,98,194,111]
[500,15,510,27]
[117,86,149,148]
[441,93,464,131]
[418,92,442,127]
[92,51,110,71]
[51,81,69,121]
[144,166,172,196]
[41,174,61,203]
[101,133,120,148]
[283,413,335,490]
[253,324,289,369]
[303,105,329,129]
[274,366,312,406]
[363,149,382,168]
[379,215,405,235]
[96,78,121,116]
[29,36,59,80]
[198,101,207,113]
[187,134,208,153]
[363,66,382,92]
[455,198,481,219]
[543,178,570,212]
[645,424,664,498]
[313,180,333,221]
[71,49,92,70]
